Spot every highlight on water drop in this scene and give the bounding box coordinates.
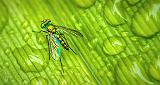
[30,76,48,85]
[103,37,126,55]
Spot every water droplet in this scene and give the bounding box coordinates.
[5,48,11,54]
[130,36,139,41]
[121,31,130,37]
[116,59,153,85]
[96,3,103,13]
[139,43,150,53]
[103,37,126,55]
[31,76,48,85]
[131,0,160,37]
[13,45,49,72]
[72,0,96,8]
[4,62,9,68]
[107,71,113,78]
[103,0,130,26]
[149,57,160,80]
[25,32,47,49]
[59,78,69,85]
[51,77,58,85]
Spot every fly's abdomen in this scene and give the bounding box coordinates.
[62,42,69,50]
[56,34,69,50]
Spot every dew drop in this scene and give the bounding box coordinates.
[121,31,130,37]
[96,3,103,13]
[131,0,160,37]
[25,32,47,49]
[130,36,139,41]
[116,59,153,85]
[4,62,9,68]
[139,43,150,53]
[51,78,58,85]
[127,0,140,5]
[103,37,126,55]
[13,45,49,72]
[30,76,48,85]
[59,78,69,85]
[149,57,160,80]
[72,0,96,8]
[5,48,10,54]
[103,0,130,26]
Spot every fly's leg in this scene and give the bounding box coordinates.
[53,42,58,49]
[32,30,48,33]
[59,57,64,73]
[61,34,77,55]
[46,35,51,60]
[69,46,77,55]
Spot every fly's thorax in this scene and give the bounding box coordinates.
[47,25,56,33]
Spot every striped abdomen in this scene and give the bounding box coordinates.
[56,34,69,50]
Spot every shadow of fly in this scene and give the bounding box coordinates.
[33,19,83,73]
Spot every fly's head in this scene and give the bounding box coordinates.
[41,19,52,30]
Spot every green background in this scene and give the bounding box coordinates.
[0,0,160,85]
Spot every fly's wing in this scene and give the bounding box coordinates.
[48,33,64,72]
[47,33,61,60]
[54,25,83,37]
[47,34,52,60]
[52,35,61,60]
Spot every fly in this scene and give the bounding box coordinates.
[33,19,83,72]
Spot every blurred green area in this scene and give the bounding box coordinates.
[0,0,160,85]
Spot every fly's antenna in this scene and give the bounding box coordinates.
[32,30,42,33]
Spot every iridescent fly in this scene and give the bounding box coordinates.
[35,19,83,72]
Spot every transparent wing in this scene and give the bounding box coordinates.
[47,33,54,60]
[48,33,62,60]
[55,25,83,37]
[47,33,64,72]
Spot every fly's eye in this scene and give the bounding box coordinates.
[47,21,51,24]
[41,19,52,29]
[41,23,45,28]
[46,19,51,22]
